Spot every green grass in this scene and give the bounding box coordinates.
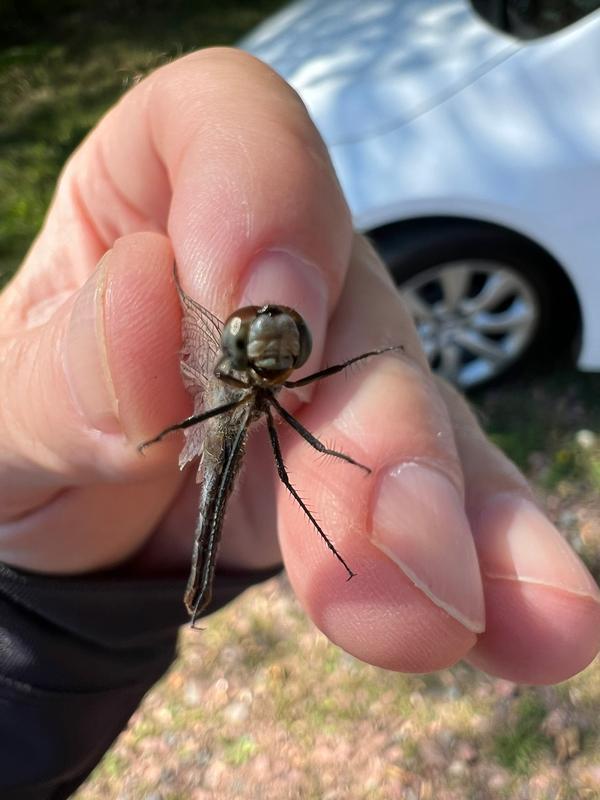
[492,693,552,774]
[0,1,284,282]
[222,734,258,766]
[473,368,600,498]
[542,440,600,492]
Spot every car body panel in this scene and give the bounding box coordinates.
[242,0,600,369]
[242,0,518,143]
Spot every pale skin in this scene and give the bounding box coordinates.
[0,49,598,684]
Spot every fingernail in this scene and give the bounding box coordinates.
[371,462,485,632]
[240,249,329,397]
[475,493,600,602]
[64,252,120,433]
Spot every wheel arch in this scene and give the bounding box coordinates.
[367,215,582,354]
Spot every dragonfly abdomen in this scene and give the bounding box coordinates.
[184,405,252,624]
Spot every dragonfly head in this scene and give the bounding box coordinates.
[221,305,312,383]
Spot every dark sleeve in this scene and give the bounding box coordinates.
[0,562,281,799]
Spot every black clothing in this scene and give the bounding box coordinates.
[0,561,278,799]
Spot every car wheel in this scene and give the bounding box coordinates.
[372,220,576,389]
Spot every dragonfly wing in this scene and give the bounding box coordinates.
[174,266,225,471]
[175,267,223,396]
[179,420,206,474]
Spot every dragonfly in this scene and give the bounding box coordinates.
[139,269,402,627]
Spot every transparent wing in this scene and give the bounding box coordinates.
[175,268,223,396]
[174,267,224,470]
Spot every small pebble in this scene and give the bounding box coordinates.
[203,759,226,790]
[223,700,250,724]
[575,429,596,449]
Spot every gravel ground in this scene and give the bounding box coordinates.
[73,572,599,800]
[73,374,600,800]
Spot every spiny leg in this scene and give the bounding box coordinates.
[284,345,404,389]
[268,394,371,474]
[137,397,249,452]
[265,405,356,581]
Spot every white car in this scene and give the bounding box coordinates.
[242,0,600,388]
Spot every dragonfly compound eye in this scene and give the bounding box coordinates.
[221,310,253,370]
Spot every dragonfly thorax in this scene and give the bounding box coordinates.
[220,304,312,382]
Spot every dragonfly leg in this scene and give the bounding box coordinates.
[283,345,404,389]
[268,395,370,474]
[265,406,356,581]
[137,396,250,452]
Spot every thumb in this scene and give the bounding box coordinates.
[0,232,188,521]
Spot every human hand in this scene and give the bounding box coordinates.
[1,49,598,684]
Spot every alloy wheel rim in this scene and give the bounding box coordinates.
[401,260,540,388]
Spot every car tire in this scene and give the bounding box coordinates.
[371,219,579,389]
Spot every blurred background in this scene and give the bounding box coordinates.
[1,1,599,798]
